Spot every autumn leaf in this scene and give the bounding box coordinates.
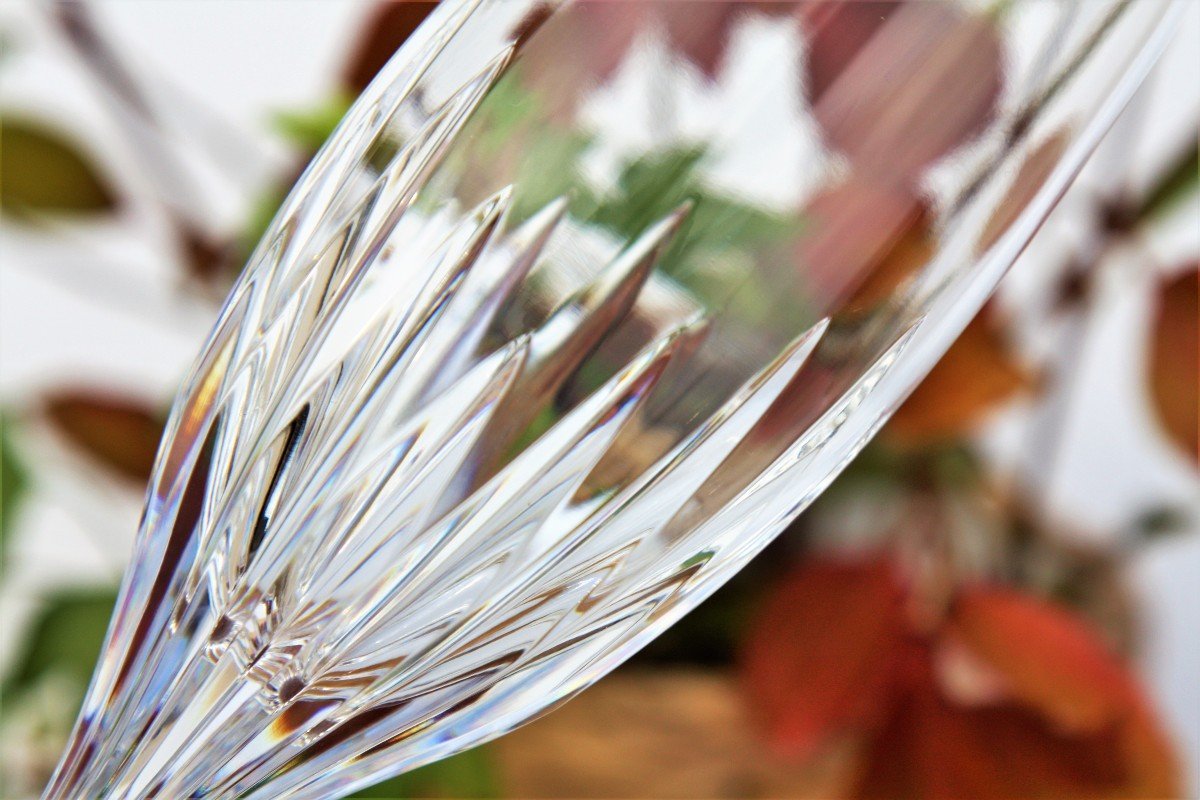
[804,2,1002,179]
[979,131,1071,254]
[656,2,764,79]
[514,2,780,124]
[1147,265,1198,465]
[740,558,906,759]
[741,553,1181,799]
[342,1,438,93]
[885,309,1034,447]
[797,1,903,102]
[856,668,1132,800]
[794,177,933,317]
[1,119,119,216]
[944,587,1181,798]
[44,391,164,484]
[950,586,1137,733]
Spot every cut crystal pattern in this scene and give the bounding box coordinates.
[44,1,1179,797]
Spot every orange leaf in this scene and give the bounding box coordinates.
[884,309,1033,447]
[1147,265,1199,465]
[739,558,905,760]
[1119,702,1183,799]
[44,391,164,484]
[978,131,1071,255]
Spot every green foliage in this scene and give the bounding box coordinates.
[241,185,289,260]
[1136,142,1198,223]
[584,147,796,326]
[463,72,596,224]
[349,747,498,799]
[509,124,595,224]
[1,420,28,575]
[0,118,118,216]
[589,148,793,275]
[3,588,118,700]
[273,94,354,154]
[1132,506,1191,542]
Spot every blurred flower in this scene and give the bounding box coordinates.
[1146,264,1198,465]
[740,555,1180,799]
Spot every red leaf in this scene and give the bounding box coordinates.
[950,586,1139,734]
[798,1,903,102]
[740,558,905,759]
[656,2,743,78]
[949,588,1182,795]
[856,645,1136,800]
[514,1,786,124]
[511,2,643,124]
[1147,265,1199,465]
[342,2,438,93]
[44,391,163,483]
[804,2,1002,179]
[795,177,933,317]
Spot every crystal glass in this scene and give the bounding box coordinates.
[44,1,1179,798]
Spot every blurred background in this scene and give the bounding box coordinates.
[0,1,1197,798]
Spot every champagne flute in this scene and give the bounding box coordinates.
[44,1,1181,797]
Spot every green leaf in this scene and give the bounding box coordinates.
[509,125,595,224]
[1137,141,1199,223]
[591,147,707,241]
[585,147,795,325]
[3,588,117,700]
[465,72,596,224]
[272,93,354,153]
[591,148,793,275]
[1,418,29,576]
[241,184,288,259]
[349,747,498,799]
[0,118,118,216]
[1132,506,1190,541]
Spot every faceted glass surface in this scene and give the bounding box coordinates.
[45,2,1178,798]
